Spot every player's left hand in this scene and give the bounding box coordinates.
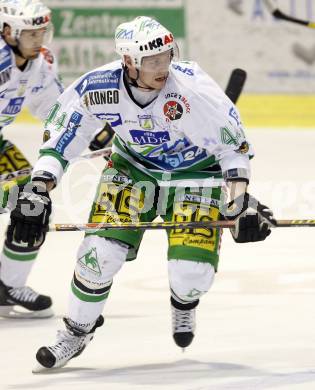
[221,193,276,243]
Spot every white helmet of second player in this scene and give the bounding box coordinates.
[115,16,178,68]
[0,0,52,39]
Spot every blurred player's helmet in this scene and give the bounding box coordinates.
[0,0,52,41]
[115,16,178,68]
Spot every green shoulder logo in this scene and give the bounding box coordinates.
[220,126,239,146]
[44,102,67,131]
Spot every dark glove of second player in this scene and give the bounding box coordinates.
[6,183,52,248]
[221,192,276,243]
[89,123,114,153]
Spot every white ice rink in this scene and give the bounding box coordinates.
[1,124,315,390]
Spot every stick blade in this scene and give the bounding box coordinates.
[263,0,310,27]
[225,68,247,104]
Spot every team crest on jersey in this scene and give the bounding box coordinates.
[165,92,190,113]
[163,100,183,121]
[138,115,154,130]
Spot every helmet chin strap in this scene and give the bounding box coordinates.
[123,65,155,91]
[7,39,27,60]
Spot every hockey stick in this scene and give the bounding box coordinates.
[276,219,315,227]
[0,147,112,184]
[50,220,235,232]
[0,167,33,183]
[48,219,315,232]
[225,68,247,104]
[263,0,315,28]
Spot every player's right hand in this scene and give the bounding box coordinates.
[6,182,52,248]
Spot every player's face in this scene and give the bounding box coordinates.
[138,51,172,90]
[18,26,52,59]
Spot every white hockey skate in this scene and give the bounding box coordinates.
[0,279,53,318]
[171,297,197,349]
[33,315,104,372]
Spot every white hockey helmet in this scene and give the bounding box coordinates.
[0,0,52,39]
[115,16,178,68]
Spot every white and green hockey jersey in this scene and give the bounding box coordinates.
[0,36,63,133]
[33,60,252,184]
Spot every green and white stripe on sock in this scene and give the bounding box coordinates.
[3,244,39,261]
[0,242,39,287]
[71,273,112,302]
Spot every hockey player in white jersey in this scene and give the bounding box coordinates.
[0,0,114,319]
[0,0,64,318]
[6,16,275,370]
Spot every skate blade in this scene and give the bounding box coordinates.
[32,361,67,374]
[32,362,58,374]
[0,306,54,319]
[32,362,48,374]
